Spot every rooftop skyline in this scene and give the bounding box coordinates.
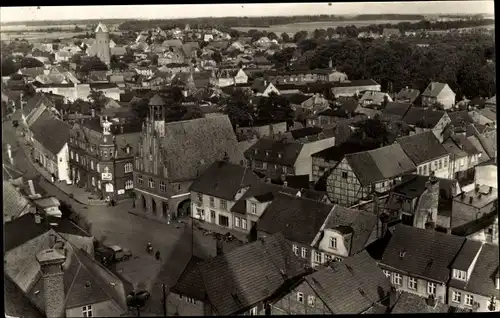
[0,2,495,24]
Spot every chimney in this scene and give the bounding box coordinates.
[35,213,42,224]
[120,125,124,134]
[36,249,66,318]
[216,237,224,256]
[296,191,302,198]
[91,108,96,117]
[265,177,271,184]
[328,59,333,69]
[283,181,288,187]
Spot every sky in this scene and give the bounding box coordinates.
[0,1,495,23]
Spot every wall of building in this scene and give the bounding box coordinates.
[416,155,451,179]
[271,280,332,315]
[167,292,206,316]
[56,143,70,182]
[331,85,381,97]
[326,158,368,206]
[451,197,497,229]
[384,269,447,304]
[312,157,339,183]
[295,137,336,181]
[447,287,500,312]
[190,191,238,229]
[317,229,350,259]
[66,299,123,317]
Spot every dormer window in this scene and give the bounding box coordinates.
[399,251,406,259]
[329,237,337,249]
[453,269,467,281]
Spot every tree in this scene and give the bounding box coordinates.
[20,57,44,69]
[256,93,294,125]
[293,31,308,43]
[268,32,278,41]
[212,51,223,64]
[229,29,240,39]
[348,118,391,147]
[223,88,254,127]
[79,56,108,74]
[88,90,106,112]
[281,32,291,43]
[1,57,19,77]
[131,97,149,120]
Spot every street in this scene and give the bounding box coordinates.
[2,122,241,292]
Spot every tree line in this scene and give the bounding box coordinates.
[269,32,495,99]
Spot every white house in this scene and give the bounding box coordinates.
[421,82,456,109]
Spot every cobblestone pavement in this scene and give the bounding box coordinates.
[3,124,242,292]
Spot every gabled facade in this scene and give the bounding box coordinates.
[421,82,456,109]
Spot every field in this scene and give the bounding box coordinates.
[233,19,420,35]
[1,31,87,43]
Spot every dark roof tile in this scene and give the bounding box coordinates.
[396,131,449,165]
[30,111,71,155]
[244,138,303,167]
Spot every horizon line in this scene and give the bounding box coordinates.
[1,12,493,25]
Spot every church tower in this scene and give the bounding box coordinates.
[95,22,111,66]
[147,94,166,138]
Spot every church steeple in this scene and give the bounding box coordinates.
[95,22,111,66]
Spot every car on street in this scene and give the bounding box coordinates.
[95,244,132,264]
[110,245,133,261]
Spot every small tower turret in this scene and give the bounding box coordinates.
[148,94,166,138]
[95,22,111,66]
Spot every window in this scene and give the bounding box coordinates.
[292,245,299,255]
[70,151,74,160]
[418,166,422,174]
[383,270,391,278]
[262,162,267,169]
[218,215,229,227]
[234,216,240,228]
[159,181,166,191]
[423,164,428,175]
[76,153,79,162]
[314,251,322,263]
[329,237,337,249]
[408,277,417,290]
[393,273,402,286]
[124,163,133,173]
[296,292,304,303]
[185,297,196,304]
[325,254,333,263]
[438,159,442,169]
[197,193,203,203]
[251,203,257,214]
[334,257,342,262]
[90,160,94,170]
[427,282,436,295]
[137,175,143,185]
[148,178,155,188]
[452,291,462,303]
[97,180,101,189]
[465,294,474,306]
[91,177,95,187]
[97,164,100,173]
[453,269,467,281]
[301,247,307,259]
[249,307,257,316]
[82,305,92,317]
[209,196,215,208]
[125,180,133,190]
[220,199,227,211]
[241,219,247,230]
[342,171,348,179]
[308,295,316,307]
[444,157,448,167]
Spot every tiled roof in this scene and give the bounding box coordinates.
[244,138,303,167]
[303,250,391,314]
[395,88,420,103]
[359,91,390,105]
[230,182,298,214]
[4,213,91,252]
[258,192,334,245]
[198,233,308,315]
[161,115,241,182]
[345,144,416,186]
[422,82,449,98]
[478,108,496,121]
[170,256,206,300]
[30,111,71,155]
[461,243,500,298]
[402,107,446,128]
[382,102,412,119]
[379,224,465,283]
[332,79,380,88]
[290,127,323,140]
[3,163,25,181]
[322,206,378,255]
[312,142,377,162]
[5,275,45,318]
[396,131,449,165]
[391,292,450,313]
[3,181,31,223]
[189,161,260,201]
[451,239,482,271]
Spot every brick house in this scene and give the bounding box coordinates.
[133,106,243,221]
[270,251,392,314]
[189,160,260,230]
[325,144,416,206]
[378,224,466,305]
[447,243,500,312]
[396,131,451,179]
[68,116,141,201]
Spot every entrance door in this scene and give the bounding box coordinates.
[210,210,216,223]
[141,195,147,211]
[152,199,157,215]
[162,202,168,218]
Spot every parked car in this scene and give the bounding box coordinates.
[95,244,132,264]
[110,245,132,261]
